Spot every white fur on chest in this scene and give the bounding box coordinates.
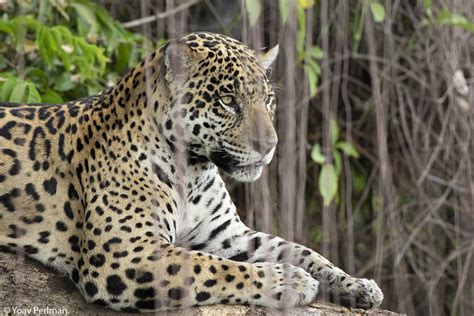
[176,166,236,246]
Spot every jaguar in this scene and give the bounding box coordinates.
[0,32,383,312]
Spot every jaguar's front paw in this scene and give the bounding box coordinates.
[335,278,383,309]
[259,263,319,308]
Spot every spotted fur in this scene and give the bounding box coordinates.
[0,32,383,312]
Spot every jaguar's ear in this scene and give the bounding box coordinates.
[163,41,193,89]
[259,44,279,70]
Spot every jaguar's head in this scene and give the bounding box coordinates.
[161,32,279,182]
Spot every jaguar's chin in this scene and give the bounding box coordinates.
[224,164,264,182]
[209,150,265,182]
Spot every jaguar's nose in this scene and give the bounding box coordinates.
[250,137,278,156]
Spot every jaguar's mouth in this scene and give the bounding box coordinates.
[237,160,264,168]
[209,150,264,171]
[209,150,265,182]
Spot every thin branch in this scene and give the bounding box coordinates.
[122,0,200,28]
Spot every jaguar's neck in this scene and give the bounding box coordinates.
[92,49,216,180]
[110,49,169,120]
[91,50,169,144]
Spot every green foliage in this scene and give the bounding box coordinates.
[311,144,326,164]
[319,163,338,206]
[351,0,365,55]
[351,168,367,194]
[240,0,323,96]
[337,141,360,159]
[422,0,433,16]
[311,119,361,206]
[309,226,323,244]
[298,0,315,10]
[295,2,323,97]
[436,9,474,32]
[0,77,41,103]
[419,4,474,33]
[279,0,291,25]
[350,0,385,55]
[245,0,262,26]
[368,0,385,23]
[330,119,340,145]
[0,0,150,103]
[302,46,323,97]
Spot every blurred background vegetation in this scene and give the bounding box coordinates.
[1,0,473,315]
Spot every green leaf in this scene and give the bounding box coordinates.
[50,26,63,49]
[437,9,474,33]
[0,57,6,70]
[41,89,63,104]
[319,163,338,206]
[50,0,70,20]
[330,119,340,145]
[437,9,468,25]
[422,0,432,15]
[94,3,128,50]
[10,15,39,29]
[337,141,360,158]
[306,58,321,75]
[307,67,318,97]
[297,28,306,54]
[458,23,474,33]
[333,151,342,177]
[10,19,27,51]
[38,0,51,22]
[95,5,124,34]
[9,82,27,103]
[311,144,326,164]
[26,68,49,88]
[352,169,366,194]
[245,0,262,26]
[26,83,41,103]
[296,5,306,53]
[87,84,101,96]
[309,227,323,243]
[54,73,75,92]
[1,77,18,102]
[298,0,315,9]
[309,46,324,59]
[279,0,291,25]
[115,42,132,73]
[370,1,385,23]
[304,58,320,97]
[0,20,13,35]
[352,0,364,54]
[54,25,73,42]
[36,25,57,67]
[71,2,99,35]
[305,65,318,97]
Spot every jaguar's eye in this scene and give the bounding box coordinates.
[265,93,275,110]
[220,95,235,105]
[265,96,272,106]
[218,95,240,113]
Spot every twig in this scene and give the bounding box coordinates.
[204,0,229,32]
[123,0,200,28]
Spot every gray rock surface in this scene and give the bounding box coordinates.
[0,252,403,315]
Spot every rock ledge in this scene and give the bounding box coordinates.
[0,253,403,315]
